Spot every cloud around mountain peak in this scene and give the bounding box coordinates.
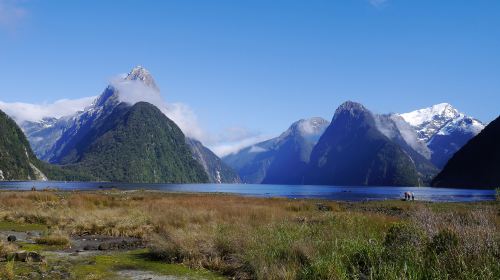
[0,97,96,123]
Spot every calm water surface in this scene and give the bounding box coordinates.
[0,181,495,202]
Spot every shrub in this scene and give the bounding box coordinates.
[148,234,183,262]
[344,242,383,280]
[1,260,15,280]
[383,222,426,262]
[0,240,17,259]
[35,234,70,246]
[428,228,459,256]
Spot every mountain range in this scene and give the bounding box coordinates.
[12,66,236,183]
[305,102,432,186]
[0,66,493,187]
[223,102,483,186]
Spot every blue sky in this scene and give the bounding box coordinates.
[1,0,499,154]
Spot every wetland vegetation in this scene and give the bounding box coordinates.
[0,190,498,279]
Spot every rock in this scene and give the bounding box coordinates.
[316,203,332,211]
[14,250,28,261]
[7,235,17,242]
[83,245,94,251]
[26,251,45,263]
[26,231,41,238]
[49,271,64,278]
[98,242,111,251]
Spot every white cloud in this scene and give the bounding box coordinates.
[163,102,206,141]
[110,78,207,141]
[209,134,272,157]
[0,0,27,31]
[110,77,272,156]
[0,97,96,123]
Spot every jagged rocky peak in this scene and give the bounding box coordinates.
[336,101,367,112]
[93,66,159,108]
[333,101,370,121]
[125,65,158,90]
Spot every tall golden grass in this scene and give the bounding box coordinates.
[0,190,498,279]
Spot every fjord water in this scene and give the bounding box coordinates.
[0,182,494,202]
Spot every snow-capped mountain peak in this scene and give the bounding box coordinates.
[125,66,158,90]
[21,66,164,162]
[400,103,460,128]
[398,103,485,168]
[399,103,474,142]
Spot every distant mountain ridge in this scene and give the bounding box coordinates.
[4,68,489,187]
[224,102,445,186]
[223,117,329,184]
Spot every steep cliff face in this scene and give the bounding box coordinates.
[186,138,241,183]
[0,110,47,181]
[432,115,500,188]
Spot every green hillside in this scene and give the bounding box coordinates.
[62,102,209,183]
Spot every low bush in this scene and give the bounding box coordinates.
[383,222,426,262]
[35,233,70,246]
[0,260,15,280]
[0,241,17,259]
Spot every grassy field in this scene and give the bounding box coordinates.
[0,190,498,279]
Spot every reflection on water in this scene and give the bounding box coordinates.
[0,181,495,202]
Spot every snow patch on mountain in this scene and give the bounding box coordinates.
[249,145,267,153]
[435,115,484,137]
[400,103,459,127]
[125,66,158,90]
